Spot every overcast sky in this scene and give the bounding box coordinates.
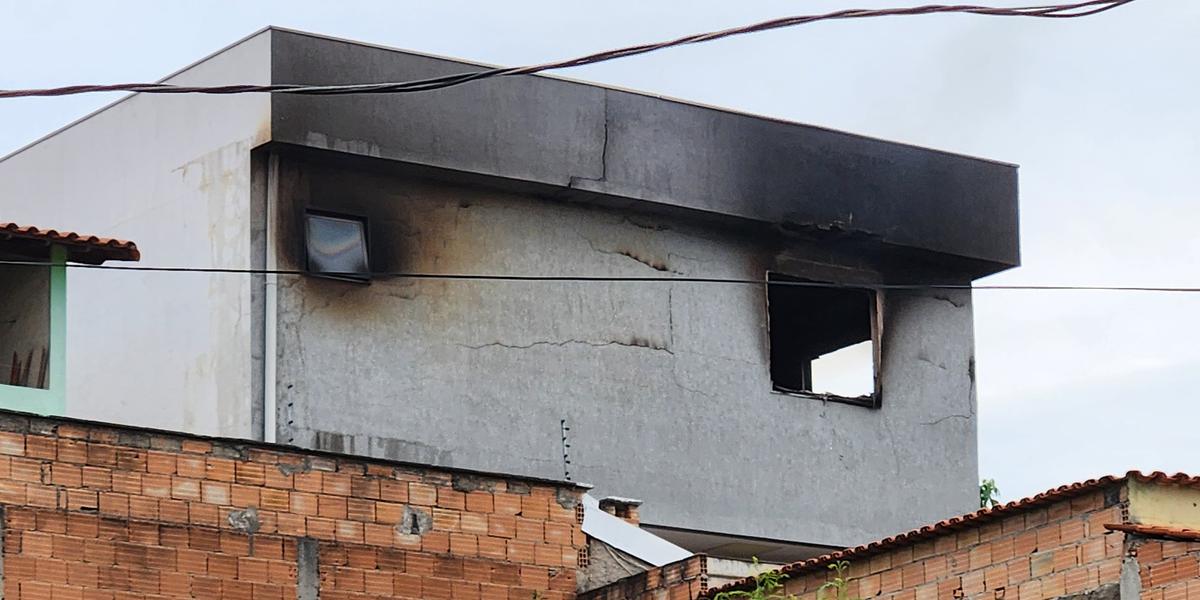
[2,1,1197,504]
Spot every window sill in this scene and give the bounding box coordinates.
[771,386,880,409]
[0,383,65,415]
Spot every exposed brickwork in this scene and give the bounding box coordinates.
[579,554,707,600]
[702,486,1132,600]
[702,475,1200,600]
[0,412,585,599]
[4,505,297,599]
[597,498,640,527]
[771,488,1128,600]
[1132,537,1200,600]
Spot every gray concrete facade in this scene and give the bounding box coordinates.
[269,29,1018,277]
[0,27,1014,551]
[266,149,981,548]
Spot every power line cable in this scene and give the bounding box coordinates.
[0,0,1136,100]
[0,259,1195,293]
[0,1,1150,294]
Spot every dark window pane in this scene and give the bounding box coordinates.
[0,260,51,389]
[305,213,370,280]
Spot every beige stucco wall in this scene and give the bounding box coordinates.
[1128,479,1200,529]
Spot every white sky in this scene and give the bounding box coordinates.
[2,0,1197,504]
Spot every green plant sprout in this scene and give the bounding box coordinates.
[715,556,792,600]
[715,558,797,600]
[980,479,1001,508]
[818,561,857,600]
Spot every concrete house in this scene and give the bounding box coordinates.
[0,224,140,413]
[0,28,1019,559]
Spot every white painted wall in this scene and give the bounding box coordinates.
[0,31,272,436]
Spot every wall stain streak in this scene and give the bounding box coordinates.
[577,230,683,274]
[614,249,676,273]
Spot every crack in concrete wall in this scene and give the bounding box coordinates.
[932,294,967,308]
[576,230,684,274]
[458,338,673,354]
[622,216,670,231]
[921,414,972,426]
[567,93,609,187]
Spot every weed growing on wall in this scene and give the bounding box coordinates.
[714,559,862,600]
[980,479,1001,508]
[714,558,797,600]
[818,561,856,600]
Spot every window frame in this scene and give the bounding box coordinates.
[765,273,884,409]
[0,245,68,415]
[303,209,372,283]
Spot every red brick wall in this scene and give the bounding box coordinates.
[4,505,298,600]
[579,554,707,600]
[0,413,585,600]
[772,488,1128,600]
[1131,537,1200,600]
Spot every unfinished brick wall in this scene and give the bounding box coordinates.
[1130,537,1200,600]
[4,505,299,599]
[579,554,707,600]
[703,487,1130,600]
[0,412,585,600]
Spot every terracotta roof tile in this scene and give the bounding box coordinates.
[1104,523,1200,541]
[702,471,1200,598]
[0,223,140,264]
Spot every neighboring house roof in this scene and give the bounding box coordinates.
[704,471,1200,598]
[581,494,692,567]
[1105,523,1200,542]
[0,223,140,264]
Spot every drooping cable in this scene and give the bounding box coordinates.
[0,0,1137,100]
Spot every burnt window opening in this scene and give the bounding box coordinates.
[304,211,371,282]
[767,273,879,407]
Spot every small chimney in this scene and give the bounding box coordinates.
[599,496,643,526]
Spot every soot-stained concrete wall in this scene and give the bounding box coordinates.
[269,28,1019,275]
[268,153,979,547]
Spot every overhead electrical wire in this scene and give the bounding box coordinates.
[0,0,1161,293]
[0,259,1194,294]
[0,0,1136,100]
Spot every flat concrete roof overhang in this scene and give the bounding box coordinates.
[268,28,1019,279]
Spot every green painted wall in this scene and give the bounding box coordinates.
[0,246,66,414]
